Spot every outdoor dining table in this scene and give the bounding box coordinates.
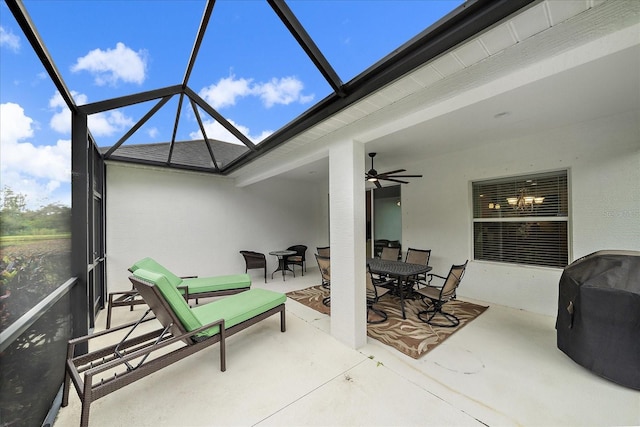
[367,258,432,319]
[269,250,296,281]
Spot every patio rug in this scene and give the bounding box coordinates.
[286,285,488,359]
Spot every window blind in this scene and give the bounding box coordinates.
[472,171,569,268]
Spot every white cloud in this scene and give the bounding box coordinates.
[49,92,71,134]
[199,75,253,109]
[49,91,134,136]
[147,127,159,138]
[0,102,33,143]
[0,102,71,208]
[255,77,312,108]
[88,110,135,137]
[189,118,272,145]
[0,26,20,52]
[251,129,274,143]
[71,42,147,86]
[199,74,314,110]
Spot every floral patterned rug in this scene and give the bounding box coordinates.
[286,285,488,359]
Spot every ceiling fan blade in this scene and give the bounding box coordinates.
[381,177,409,184]
[377,169,406,177]
[363,153,421,185]
[385,174,423,178]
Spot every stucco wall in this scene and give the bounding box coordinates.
[401,110,640,316]
[105,163,325,292]
[105,110,638,315]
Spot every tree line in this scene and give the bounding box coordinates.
[0,186,71,236]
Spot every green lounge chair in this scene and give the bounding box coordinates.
[106,257,252,328]
[63,268,286,427]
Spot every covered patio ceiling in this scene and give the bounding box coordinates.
[237,0,639,187]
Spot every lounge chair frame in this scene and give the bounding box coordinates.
[63,276,285,427]
[106,273,249,329]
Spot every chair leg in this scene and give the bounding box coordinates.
[417,301,460,327]
[106,294,114,329]
[367,305,388,324]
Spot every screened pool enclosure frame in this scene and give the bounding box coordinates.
[1,0,535,425]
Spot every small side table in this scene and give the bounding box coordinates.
[269,250,296,281]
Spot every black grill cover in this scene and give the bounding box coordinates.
[557,250,640,390]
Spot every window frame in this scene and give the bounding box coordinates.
[471,170,571,269]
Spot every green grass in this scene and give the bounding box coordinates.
[0,233,71,245]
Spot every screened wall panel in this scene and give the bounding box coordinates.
[0,288,72,427]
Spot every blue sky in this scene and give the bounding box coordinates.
[1,0,462,209]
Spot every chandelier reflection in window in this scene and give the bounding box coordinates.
[506,186,545,211]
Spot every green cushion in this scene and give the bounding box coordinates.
[132,269,202,333]
[191,288,286,337]
[130,257,184,288]
[130,258,251,295]
[182,274,251,293]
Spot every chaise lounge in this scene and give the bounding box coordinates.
[63,268,286,427]
[106,257,252,328]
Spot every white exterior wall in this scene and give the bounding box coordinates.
[105,111,638,316]
[105,163,326,292]
[401,110,640,316]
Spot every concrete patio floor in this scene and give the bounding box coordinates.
[55,268,639,426]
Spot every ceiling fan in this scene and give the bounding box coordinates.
[365,152,422,188]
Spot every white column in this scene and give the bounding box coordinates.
[328,139,366,348]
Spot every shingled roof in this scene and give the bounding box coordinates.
[102,139,250,171]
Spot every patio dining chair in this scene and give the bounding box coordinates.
[405,247,431,287]
[380,246,400,261]
[366,266,393,324]
[316,246,330,257]
[415,260,468,327]
[374,246,402,282]
[315,254,332,306]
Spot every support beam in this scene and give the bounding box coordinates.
[329,139,366,348]
[71,110,90,354]
[268,0,345,97]
[182,0,216,88]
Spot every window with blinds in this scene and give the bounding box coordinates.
[472,171,569,268]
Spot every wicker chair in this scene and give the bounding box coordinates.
[415,261,468,327]
[286,245,307,275]
[240,250,267,283]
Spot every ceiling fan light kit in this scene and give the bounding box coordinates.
[365,153,422,188]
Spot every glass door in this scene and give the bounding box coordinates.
[367,185,402,259]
